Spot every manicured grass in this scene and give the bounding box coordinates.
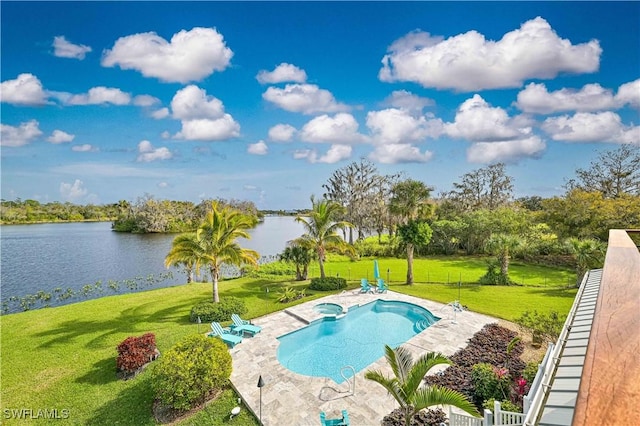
[0,256,576,424]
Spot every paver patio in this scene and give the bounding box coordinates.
[227,290,496,425]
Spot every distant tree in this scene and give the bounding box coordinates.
[566,145,640,198]
[485,234,522,278]
[279,243,314,280]
[197,202,259,302]
[429,219,467,255]
[516,195,544,211]
[322,159,399,243]
[542,190,640,240]
[445,163,513,212]
[566,238,606,286]
[389,179,434,284]
[295,196,354,279]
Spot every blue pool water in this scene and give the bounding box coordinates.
[277,300,440,383]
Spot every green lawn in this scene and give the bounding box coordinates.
[0,256,576,425]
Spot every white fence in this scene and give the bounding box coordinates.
[449,401,525,426]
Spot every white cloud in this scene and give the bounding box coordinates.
[158,182,169,188]
[256,63,307,84]
[47,130,75,144]
[268,123,297,142]
[380,17,601,91]
[542,111,640,144]
[66,87,131,105]
[299,113,366,144]
[171,85,224,120]
[445,95,525,141]
[293,144,352,164]
[72,144,97,152]
[514,82,640,114]
[384,90,434,113]
[151,108,170,119]
[132,94,160,107]
[615,79,640,109]
[53,36,92,60]
[368,144,433,164]
[0,73,48,106]
[243,185,260,191]
[137,140,173,162]
[102,27,233,83]
[0,120,43,147]
[467,137,546,164]
[262,83,348,114]
[59,179,88,201]
[169,85,240,141]
[174,115,240,141]
[366,108,442,144]
[248,140,268,155]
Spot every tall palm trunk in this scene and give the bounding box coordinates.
[210,266,220,303]
[406,243,414,285]
[500,248,509,276]
[318,247,326,279]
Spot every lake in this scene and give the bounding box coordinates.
[0,216,305,312]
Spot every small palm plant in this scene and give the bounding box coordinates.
[365,345,479,425]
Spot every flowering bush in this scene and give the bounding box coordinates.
[116,333,157,374]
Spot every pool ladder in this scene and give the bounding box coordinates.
[340,365,356,396]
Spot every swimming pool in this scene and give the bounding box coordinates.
[277,299,440,383]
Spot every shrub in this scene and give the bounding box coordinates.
[522,361,540,385]
[277,287,305,303]
[471,363,511,405]
[116,333,157,375]
[152,334,232,411]
[354,235,401,257]
[517,310,564,342]
[309,277,347,291]
[424,323,525,407]
[483,398,521,413]
[189,297,248,323]
[382,407,447,426]
[478,263,513,285]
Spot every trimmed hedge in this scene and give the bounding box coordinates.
[309,277,347,291]
[152,334,232,411]
[189,297,248,323]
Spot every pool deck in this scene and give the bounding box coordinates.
[228,290,496,425]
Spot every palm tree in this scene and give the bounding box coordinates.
[485,233,522,279]
[566,238,606,286]
[366,345,479,425]
[295,196,353,279]
[165,232,202,283]
[197,201,260,302]
[279,243,314,280]
[389,180,433,284]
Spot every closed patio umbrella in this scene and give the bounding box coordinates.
[374,260,380,280]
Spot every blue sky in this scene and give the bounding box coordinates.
[1,1,639,210]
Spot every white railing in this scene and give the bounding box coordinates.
[449,409,488,426]
[450,401,525,426]
[521,271,594,425]
[494,401,525,425]
[522,342,554,414]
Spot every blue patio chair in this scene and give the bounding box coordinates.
[359,278,374,293]
[320,410,350,426]
[376,278,388,293]
[208,321,243,347]
[231,313,262,336]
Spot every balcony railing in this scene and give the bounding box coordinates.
[572,229,640,425]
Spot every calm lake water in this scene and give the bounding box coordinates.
[0,216,305,312]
